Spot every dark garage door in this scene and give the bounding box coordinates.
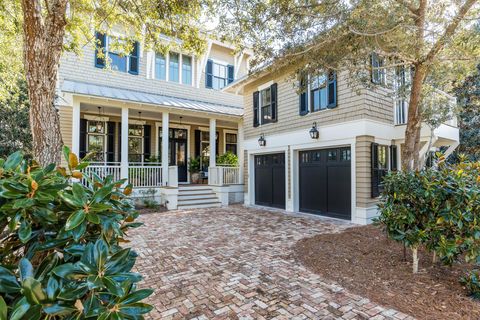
[255,153,286,209]
[299,147,351,220]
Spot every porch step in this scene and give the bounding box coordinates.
[177,185,222,209]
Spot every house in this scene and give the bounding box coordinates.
[56,32,252,209]
[56,32,459,224]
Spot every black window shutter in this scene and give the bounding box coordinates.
[253,91,260,127]
[95,32,106,68]
[143,125,151,160]
[390,145,398,171]
[227,65,234,84]
[195,130,201,158]
[327,71,337,108]
[79,119,87,159]
[117,122,122,162]
[106,121,115,163]
[216,131,219,156]
[206,60,213,88]
[299,74,308,115]
[128,41,139,75]
[270,83,278,122]
[371,142,380,198]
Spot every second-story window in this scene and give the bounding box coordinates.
[206,60,234,90]
[371,53,386,85]
[182,55,192,85]
[169,53,180,82]
[299,71,337,115]
[155,53,166,80]
[95,32,139,75]
[394,66,409,125]
[253,83,278,127]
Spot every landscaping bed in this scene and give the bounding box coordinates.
[294,224,480,320]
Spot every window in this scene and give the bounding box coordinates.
[182,55,192,85]
[95,32,139,74]
[206,60,234,90]
[260,87,272,124]
[87,121,106,162]
[371,143,389,197]
[225,133,237,155]
[128,124,144,163]
[253,83,277,126]
[299,71,337,115]
[394,66,409,124]
[371,53,386,85]
[199,131,217,171]
[169,53,179,82]
[155,53,166,80]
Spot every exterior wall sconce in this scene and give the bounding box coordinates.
[258,133,266,147]
[309,122,319,139]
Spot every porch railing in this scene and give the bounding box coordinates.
[128,164,162,188]
[82,164,122,184]
[209,166,241,186]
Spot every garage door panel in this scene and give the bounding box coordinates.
[299,147,351,220]
[254,153,286,209]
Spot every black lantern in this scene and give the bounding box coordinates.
[309,122,319,139]
[258,133,266,147]
[95,107,103,132]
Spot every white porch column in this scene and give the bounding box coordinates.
[209,118,216,168]
[121,107,129,180]
[71,100,81,156]
[237,119,244,184]
[162,112,169,186]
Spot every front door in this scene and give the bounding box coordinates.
[159,128,188,183]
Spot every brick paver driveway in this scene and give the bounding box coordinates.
[130,205,411,320]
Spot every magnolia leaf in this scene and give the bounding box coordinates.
[0,296,7,320]
[19,258,34,282]
[19,221,32,243]
[69,153,79,170]
[4,151,23,170]
[120,289,154,305]
[9,297,30,320]
[65,210,86,231]
[22,278,47,305]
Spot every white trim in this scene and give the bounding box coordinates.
[257,80,273,91]
[120,107,129,180]
[72,100,80,156]
[179,53,183,84]
[128,119,146,125]
[209,118,217,167]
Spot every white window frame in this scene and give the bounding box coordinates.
[106,36,131,73]
[393,66,410,125]
[223,129,238,155]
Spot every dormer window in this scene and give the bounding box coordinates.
[206,60,234,90]
[169,53,180,82]
[95,32,139,75]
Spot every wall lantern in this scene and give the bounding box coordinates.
[95,106,103,132]
[309,122,319,139]
[258,133,266,147]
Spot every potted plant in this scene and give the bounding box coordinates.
[189,156,201,184]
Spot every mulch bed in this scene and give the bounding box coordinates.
[294,225,480,320]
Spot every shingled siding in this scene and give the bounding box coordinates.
[355,135,377,208]
[243,71,394,140]
[58,44,243,109]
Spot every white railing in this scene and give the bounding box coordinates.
[209,166,241,186]
[82,164,121,184]
[168,166,178,188]
[128,165,163,188]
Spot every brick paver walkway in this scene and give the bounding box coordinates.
[130,205,412,320]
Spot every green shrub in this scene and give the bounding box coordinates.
[0,148,152,319]
[188,157,200,173]
[216,152,238,166]
[461,270,480,299]
[377,155,480,296]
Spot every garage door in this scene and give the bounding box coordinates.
[254,153,286,209]
[299,147,351,219]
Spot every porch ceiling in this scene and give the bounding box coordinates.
[62,80,244,117]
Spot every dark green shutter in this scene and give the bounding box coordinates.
[227,65,234,84]
[216,131,219,156]
[206,60,213,88]
[128,41,139,75]
[371,142,380,197]
[95,32,106,68]
[390,145,398,171]
[143,125,151,160]
[299,74,308,115]
[118,122,122,162]
[107,122,115,163]
[79,119,87,159]
[195,130,201,158]
[270,83,278,122]
[253,91,259,127]
[327,71,337,108]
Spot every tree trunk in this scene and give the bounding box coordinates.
[412,246,419,273]
[21,0,68,166]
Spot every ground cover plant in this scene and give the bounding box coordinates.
[0,147,152,319]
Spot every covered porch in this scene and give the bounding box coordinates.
[61,82,244,208]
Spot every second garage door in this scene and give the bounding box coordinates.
[255,153,286,209]
[299,147,351,220]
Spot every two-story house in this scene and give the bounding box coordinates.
[224,61,459,224]
[56,33,252,209]
[56,32,459,224]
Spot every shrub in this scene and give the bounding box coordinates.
[377,155,480,296]
[216,152,238,166]
[0,148,152,319]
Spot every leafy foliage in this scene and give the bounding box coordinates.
[216,152,238,166]
[0,147,152,319]
[377,155,480,296]
[188,157,201,174]
[0,79,31,158]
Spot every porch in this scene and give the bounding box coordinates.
[63,85,244,209]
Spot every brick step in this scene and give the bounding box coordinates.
[178,197,220,205]
[178,193,217,200]
[177,202,222,209]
